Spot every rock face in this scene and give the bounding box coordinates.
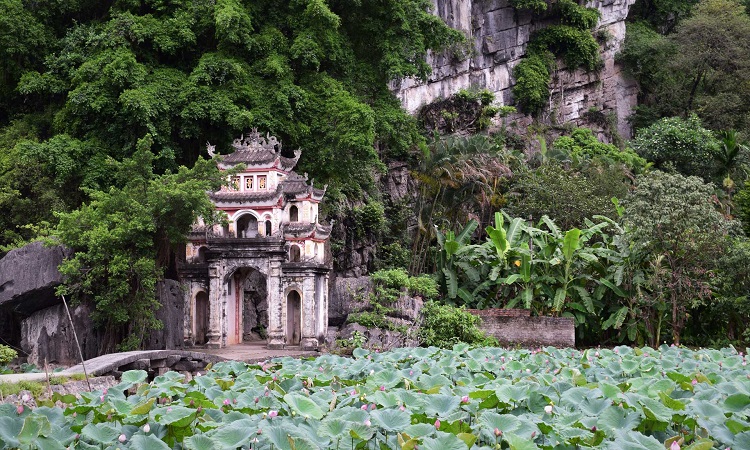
[20,302,97,365]
[0,242,71,315]
[391,0,638,139]
[145,279,185,350]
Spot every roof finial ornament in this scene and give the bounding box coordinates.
[206,142,217,158]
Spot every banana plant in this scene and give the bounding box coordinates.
[434,219,478,303]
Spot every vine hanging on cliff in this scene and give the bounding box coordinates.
[511,0,603,115]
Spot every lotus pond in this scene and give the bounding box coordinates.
[2,345,750,449]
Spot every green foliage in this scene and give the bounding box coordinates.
[629,0,699,32]
[735,180,750,235]
[417,301,496,347]
[557,0,601,30]
[621,171,735,344]
[419,88,501,134]
[0,0,463,248]
[630,115,721,180]
[512,51,553,114]
[510,0,549,13]
[552,127,649,172]
[529,26,602,71]
[623,0,750,131]
[511,0,601,114]
[352,200,387,239]
[507,163,629,230]
[54,143,226,351]
[0,345,17,365]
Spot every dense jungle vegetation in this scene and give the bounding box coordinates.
[1,0,750,350]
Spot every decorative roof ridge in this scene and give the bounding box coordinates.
[206,129,302,167]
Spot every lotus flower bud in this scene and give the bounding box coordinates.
[670,441,680,450]
[364,419,371,426]
[268,410,278,417]
[494,428,502,437]
[143,424,150,433]
[16,405,23,415]
[118,434,126,443]
[544,405,553,414]
[434,419,441,429]
[461,395,469,403]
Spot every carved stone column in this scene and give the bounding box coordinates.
[301,275,318,350]
[266,258,285,349]
[206,264,224,348]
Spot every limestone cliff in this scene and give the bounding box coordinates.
[392,0,637,138]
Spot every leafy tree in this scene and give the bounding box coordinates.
[621,171,735,345]
[54,139,225,351]
[630,115,721,181]
[623,0,750,131]
[417,302,496,348]
[506,162,629,231]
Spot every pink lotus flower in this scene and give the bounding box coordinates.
[461,395,469,403]
[370,403,377,410]
[400,405,405,411]
[118,434,127,443]
[21,394,30,403]
[223,399,230,406]
[364,419,371,426]
[494,428,502,437]
[16,405,23,415]
[361,404,368,411]
[380,386,385,391]
[544,405,553,414]
[268,410,278,418]
[692,379,698,386]
[143,424,150,433]
[670,441,681,450]
[434,419,441,429]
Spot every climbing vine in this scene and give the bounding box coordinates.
[512,0,602,114]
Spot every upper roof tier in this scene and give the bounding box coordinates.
[209,129,301,171]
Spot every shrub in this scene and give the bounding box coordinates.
[630,115,721,181]
[553,127,649,172]
[0,344,17,365]
[418,302,497,348]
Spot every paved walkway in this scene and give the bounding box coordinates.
[0,343,319,384]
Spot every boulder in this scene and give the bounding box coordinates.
[328,275,371,326]
[0,242,71,315]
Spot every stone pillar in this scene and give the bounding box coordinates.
[300,275,318,350]
[206,264,224,348]
[266,259,285,349]
[182,283,194,346]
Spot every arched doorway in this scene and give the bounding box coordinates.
[229,267,267,345]
[289,205,299,222]
[241,269,268,341]
[265,220,272,236]
[236,214,258,238]
[286,291,301,346]
[194,291,209,345]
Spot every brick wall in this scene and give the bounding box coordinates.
[469,309,575,348]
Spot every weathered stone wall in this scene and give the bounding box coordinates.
[469,309,575,347]
[392,0,638,139]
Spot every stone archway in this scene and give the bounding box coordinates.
[286,290,301,346]
[194,291,209,345]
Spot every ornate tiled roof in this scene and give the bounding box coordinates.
[209,129,301,169]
